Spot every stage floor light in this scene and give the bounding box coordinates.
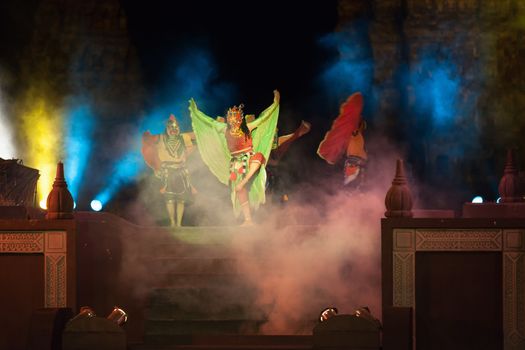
[472,196,483,203]
[90,199,102,211]
[354,306,382,329]
[319,307,338,322]
[68,306,96,323]
[107,306,127,326]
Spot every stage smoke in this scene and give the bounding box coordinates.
[0,78,17,159]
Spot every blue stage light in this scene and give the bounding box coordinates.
[90,199,102,211]
[93,150,145,208]
[318,22,373,105]
[409,55,461,128]
[64,103,96,201]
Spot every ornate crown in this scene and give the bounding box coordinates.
[227,104,244,121]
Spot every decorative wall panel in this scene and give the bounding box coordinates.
[0,231,67,307]
[392,228,525,349]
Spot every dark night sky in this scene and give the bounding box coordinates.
[121,0,339,110]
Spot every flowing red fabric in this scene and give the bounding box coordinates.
[317,92,363,164]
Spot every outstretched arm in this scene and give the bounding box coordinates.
[248,90,280,131]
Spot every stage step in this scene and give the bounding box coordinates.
[147,257,243,274]
[146,287,268,320]
[129,335,313,350]
[151,273,245,289]
[140,227,271,345]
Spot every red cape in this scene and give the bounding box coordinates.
[317,92,363,165]
[141,131,161,172]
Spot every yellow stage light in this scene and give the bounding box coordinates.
[19,96,63,206]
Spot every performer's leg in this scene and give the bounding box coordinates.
[236,187,253,225]
[176,200,185,227]
[240,202,253,226]
[277,120,311,146]
[166,199,176,227]
[235,160,262,192]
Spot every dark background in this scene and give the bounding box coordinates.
[2,0,521,216]
[122,0,339,109]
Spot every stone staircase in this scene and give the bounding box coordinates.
[130,335,312,350]
[130,226,312,350]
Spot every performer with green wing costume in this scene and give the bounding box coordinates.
[189,90,280,225]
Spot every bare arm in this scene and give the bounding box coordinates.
[247,90,280,131]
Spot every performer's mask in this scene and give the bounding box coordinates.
[166,114,180,136]
[227,105,244,129]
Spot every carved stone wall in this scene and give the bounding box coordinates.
[0,231,68,307]
[0,219,75,350]
[392,228,525,350]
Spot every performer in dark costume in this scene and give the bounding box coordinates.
[266,120,311,203]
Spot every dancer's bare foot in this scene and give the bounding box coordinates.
[240,219,254,227]
[299,120,311,136]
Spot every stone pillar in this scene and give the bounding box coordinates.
[46,162,74,219]
[385,159,413,217]
[498,149,523,203]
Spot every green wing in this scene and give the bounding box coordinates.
[249,99,280,161]
[188,99,230,185]
[245,99,280,211]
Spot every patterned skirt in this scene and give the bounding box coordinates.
[160,162,193,202]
